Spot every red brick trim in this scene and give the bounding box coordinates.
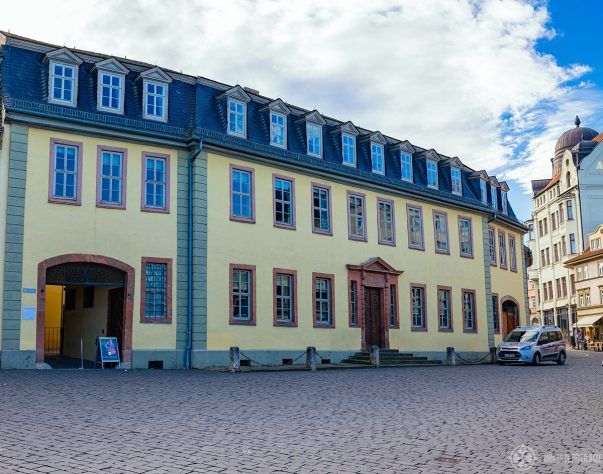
[498,230,508,269]
[500,295,520,337]
[458,215,474,259]
[272,174,296,230]
[377,198,396,246]
[437,285,453,332]
[312,272,335,328]
[140,257,173,323]
[36,254,134,364]
[311,183,333,236]
[48,138,84,206]
[462,288,477,333]
[406,204,425,251]
[273,268,298,327]
[96,145,128,210]
[141,151,171,214]
[229,164,256,223]
[346,190,368,241]
[488,226,497,267]
[410,283,427,331]
[432,210,450,255]
[229,263,256,325]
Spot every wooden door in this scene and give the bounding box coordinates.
[107,288,125,358]
[506,311,517,335]
[364,287,383,348]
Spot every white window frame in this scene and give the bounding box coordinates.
[451,167,462,195]
[97,71,125,114]
[502,191,508,215]
[480,180,487,204]
[371,143,385,174]
[307,123,322,158]
[491,185,498,210]
[49,61,78,107]
[342,133,356,166]
[427,159,438,189]
[401,153,413,182]
[143,79,169,122]
[227,98,246,137]
[269,111,287,148]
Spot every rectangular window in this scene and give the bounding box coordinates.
[371,143,384,174]
[577,268,583,281]
[558,203,565,223]
[141,258,172,322]
[451,168,462,195]
[230,264,255,325]
[401,153,413,182]
[307,123,322,157]
[480,180,488,204]
[407,205,424,250]
[561,235,567,256]
[501,191,508,214]
[313,273,334,327]
[569,233,576,254]
[273,175,295,229]
[488,227,497,266]
[542,283,548,301]
[586,291,591,306]
[553,243,559,263]
[427,160,438,188]
[142,153,170,212]
[492,294,499,333]
[270,112,286,147]
[144,81,166,121]
[273,269,297,326]
[545,247,550,266]
[556,278,562,298]
[491,185,498,210]
[97,147,126,209]
[543,217,548,234]
[570,274,575,293]
[349,280,358,326]
[462,290,476,332]
[50,62,76,105]
[566,200,574,220]
[548,281,553,300]
[528,224,534,240]
[50,139,82,204]
[438,287,452,331]
[342,133,356,166]
[411,284,426,330]
[584,265,589,280]
[228,99,246,136]
[347,192,366,241]
[433,211,449,254]
[599,262,603,277]
[561,276,567,297]
[498,231,507,269]
[98,72,123,113]
[509,235,517,271]
[377,199,395,245]
[551,212,557,231]
[83,286,95,309]
[230,165,254,222]
[389,284,397,327]
[312,184,331,234]
[458,217,473,258]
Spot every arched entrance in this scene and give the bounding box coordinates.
[37,254,134,366]
[501,296,520,338]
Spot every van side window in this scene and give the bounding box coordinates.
[538,332,549,345]
[547,331,558,342]
[555,331,563,341]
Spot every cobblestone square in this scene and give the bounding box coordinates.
[1,351,602,473]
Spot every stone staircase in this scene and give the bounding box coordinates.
[342,349,442,367]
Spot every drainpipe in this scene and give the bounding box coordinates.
[186,139,203,369]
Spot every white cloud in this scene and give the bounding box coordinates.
[3,0,600,218]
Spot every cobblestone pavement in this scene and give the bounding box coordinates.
[1,351,602,473]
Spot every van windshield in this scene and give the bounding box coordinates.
[504,330,539,343]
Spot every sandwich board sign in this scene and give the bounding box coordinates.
[96,337,120,368]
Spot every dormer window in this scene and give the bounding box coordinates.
[307,123,322,157]
[480,180,487,204]
[228,99,246,137]
[427,160,438,189]
[371,143,384,174]
[401,153,413,182]
[491,185,498,210]
[502,191,508,214]
[93,58,128,115]
[138,67,172,122]
[45,48,83,107]
[342,133,356,166]
[451,167,462,195]
[270,112,286,147]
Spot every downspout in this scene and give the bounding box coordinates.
[186,139,203,369]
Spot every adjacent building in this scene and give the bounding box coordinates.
[0,32,528,369]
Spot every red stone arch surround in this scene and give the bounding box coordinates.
[36,254,135,364]
[500,295,520,337]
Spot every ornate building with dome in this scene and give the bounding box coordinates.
[526,117,603,337]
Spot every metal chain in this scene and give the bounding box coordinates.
[454,352,492,364]
[238,350,307,368]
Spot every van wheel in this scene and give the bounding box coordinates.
[557,351,566,365]
[531,353,541,366]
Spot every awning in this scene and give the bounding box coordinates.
[577,315,603,327]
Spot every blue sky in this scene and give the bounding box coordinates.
[3,0,602,222]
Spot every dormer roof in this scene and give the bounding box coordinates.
[136,66,172,84]
[391,140,415,154]
[499,181,510,192]
[259,98,291,115]
[44,48,83,65]
[470,170,489,180]
[217,85,251,103]
[425,149,441,162]
[361,131,387,145]
[296,110,327,126]
[448,157,464,169]
[489,176,500,187]
[92,57,129,75]
[334,121,360,136]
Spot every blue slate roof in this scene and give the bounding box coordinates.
[0,32,522,227]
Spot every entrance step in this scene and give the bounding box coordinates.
[341,350,442,367]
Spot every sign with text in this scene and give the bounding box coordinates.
[97,337,120,367]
